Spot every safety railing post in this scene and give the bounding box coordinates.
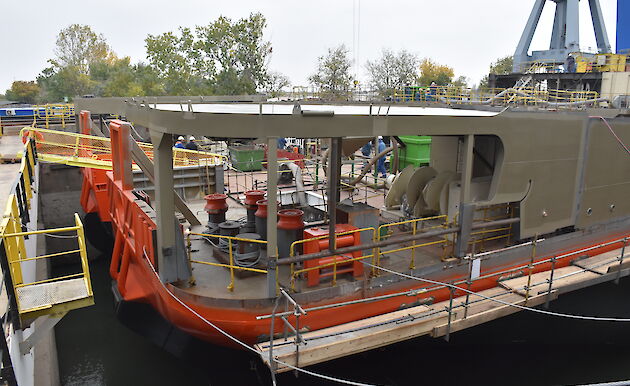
[409,222,417,270]
[463,246,474,319]
[616,238,627,285]
[268,296,279,384]
[445,286,455,342]
[525,235,538,304]
[544,256,556,309]
[227,239,235,292]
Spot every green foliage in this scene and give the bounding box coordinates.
[90,57,163,97]
[263,71,291,97]
[366,49,419,97]
[479,55,514,89]
[308,45,353,99]
[32,16,276,102]
[417,58,454,86]
[5,81,40,104]
[489,56,514,75]
[54,24,113,74]
[37,64,94,102]
[452,75,469,88]
[145,13,272,95]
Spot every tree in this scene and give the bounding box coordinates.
[145,28,207,95]
[479,55,513,89]
[37,63,94,102]
[263,71,291,97]
[452,76,469,88]
[197,13,271,94]
[5,81,40,104]
[132,63,166,96]
[53,24,113,74]
[145,13,272,95]
[417,59,454,86]
[308,45,353,99]
[366,49,419,97]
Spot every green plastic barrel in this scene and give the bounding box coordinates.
[390,136,431,172]
[228,145,265,172]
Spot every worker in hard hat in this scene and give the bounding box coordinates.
[361,140,372,170]
[185,136,198,151]
[377,136,388,178]
[174,136,185,149]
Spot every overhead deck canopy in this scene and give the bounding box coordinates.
[74,96,630,288]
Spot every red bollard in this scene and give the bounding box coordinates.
[204,193,228,232]
[244,190,265,232]
[277,209,305,258]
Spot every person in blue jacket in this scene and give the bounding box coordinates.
[174,136,185,148]
[377,136,388,178]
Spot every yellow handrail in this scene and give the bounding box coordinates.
[0,138,93,317]
[376,215,449,271]
[188,232,268,292]
[20,126,226,170]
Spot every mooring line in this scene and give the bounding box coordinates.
[363,261,630,322]
[141,248,378,386]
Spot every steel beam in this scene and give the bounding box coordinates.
[129,140,201,226]
[589,0,612,53]
[514,0,546,71]
[267,137,279,297]
[550,0,567,50]
[565,0,580,51]
[151,131,190,283]
[328,138,342,252]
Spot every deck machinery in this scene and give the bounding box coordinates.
[73,96,630,376]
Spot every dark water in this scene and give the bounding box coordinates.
[55,257,630,386]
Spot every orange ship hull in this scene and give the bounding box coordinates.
[81,165,628,347]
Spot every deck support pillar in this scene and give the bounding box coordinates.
[151,131,191,283]
[267,137,279,298]
[328,138,342,252]
[456,135,474,258]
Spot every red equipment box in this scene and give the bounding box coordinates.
[302,224,364,287]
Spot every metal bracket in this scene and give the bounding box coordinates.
[19,313,66,355]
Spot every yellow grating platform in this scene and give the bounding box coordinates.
[16,278,89,314]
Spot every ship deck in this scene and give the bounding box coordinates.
[176,158,509,301]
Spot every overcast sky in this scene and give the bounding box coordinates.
[0,0,620,93]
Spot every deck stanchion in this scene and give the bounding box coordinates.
[267,137,279,297]
[445,287,455,342]
[410,222,417,270]
[268,296,280,385]
[616,238,627,285]
[525,235,538,304]
[545,256,556,309]
[463,246,475,319]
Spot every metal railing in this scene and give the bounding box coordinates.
[0,137,93,321]
[188,232,268,292]
[288,227,376,290]
[20,127,225,170]
[392,86,600,106]
[376,215,450,271]
[32,104,75,129]
[468,204,514,252]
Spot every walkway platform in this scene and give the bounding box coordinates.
[257,248,630,373]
